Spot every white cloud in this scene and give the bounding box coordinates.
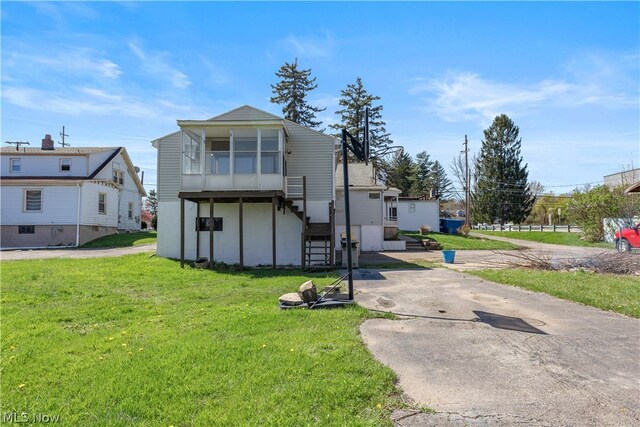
[4,50,122,79]
[277,31,334,59]
[128,40,191,89]
[411,53,639,124]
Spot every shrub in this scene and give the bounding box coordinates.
[141,221,147,230]
[151,215,158,230]
[457,224,471,236]
[419,224,430,235]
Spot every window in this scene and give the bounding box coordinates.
[182,131,202,174]
[388,206,398,221]
[233,129,257,174]
[112,169,124,185]
[207,138,230,174]
[18,225,35,234]
[10,158,21,172]
[368,192,381,200]
[98,193,106,214]
[60,158,71,172]
[261,129,280,174]
[196,217,223,231]
[128,202,134,219]
[24,190,42,211]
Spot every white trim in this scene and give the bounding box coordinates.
[59,157,72,172]
[98,192,107,214]
[23,188,42,212]
[10,158,21,173]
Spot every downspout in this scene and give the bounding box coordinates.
[76,183,82,247]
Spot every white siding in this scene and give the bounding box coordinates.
[210,105,281,121]
[285,120,335,201]
[155,132,181,202]
[88,149,118,175]
[397,200,440,232]
[0,154,90,176]
[93,153,143,230]
[335,189,384,226]
[80,182,119,227]
[156,200,303,266]
[0,184,80,225]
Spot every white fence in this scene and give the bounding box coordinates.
[473,224,582,233]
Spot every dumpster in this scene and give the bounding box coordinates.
[340,233,359,268]
[441,218,465,235]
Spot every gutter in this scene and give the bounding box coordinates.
[76,183,82,247]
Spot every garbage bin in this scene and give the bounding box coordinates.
[341,239,360,268]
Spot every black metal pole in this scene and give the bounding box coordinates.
[342,130,354,300]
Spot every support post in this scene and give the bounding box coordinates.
[342,130,354,301]
[272,197,277,268]
[239,197,244,269]
[196,201,200,259]
[180,197,185,268]
[209,198,214,269]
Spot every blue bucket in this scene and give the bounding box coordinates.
[442,250,456,264]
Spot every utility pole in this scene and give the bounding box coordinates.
[59,126,70,147]
[4,141,30,151]
[463,135,470,226]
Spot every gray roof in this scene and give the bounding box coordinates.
[0,146,117,155]
[336,162,384,188]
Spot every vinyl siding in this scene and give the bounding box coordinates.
[0,185,80,225]
[1,154,90,176]
[210,105,281,121]
[285,121,335,201]
[80,182,119,226]
[155,132,181,202]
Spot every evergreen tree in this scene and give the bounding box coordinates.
[329,77,392,157]
[410,151,434,197]
[472,114,533,224]
[270,58,325,130]
[385,148,415,196]
[145,189,158,216]
[430,160,454,201]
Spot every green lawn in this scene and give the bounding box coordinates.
[474,230,612,248]
[1,255,399,426]
[470,269,639,318]
[82,231,157,248]
[401,231,519,250]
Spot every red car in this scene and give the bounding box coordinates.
[614,223,640,252]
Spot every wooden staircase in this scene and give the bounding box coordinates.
[284,176,335,270]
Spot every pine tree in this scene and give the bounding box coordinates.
[270,58,325,130]
[472,114,533,224]
[385,149,415,196]
[329,77,392,157]
[410,151,434,197]
[430,161,454,201]
[145,189,158,216]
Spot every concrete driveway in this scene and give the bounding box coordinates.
[355,268,640,426]
[1,244,156,261]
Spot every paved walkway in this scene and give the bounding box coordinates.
[354,268,640,426]
[1,244,156,261]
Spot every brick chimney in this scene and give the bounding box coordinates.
[41,134,54,150]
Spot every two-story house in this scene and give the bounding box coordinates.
[151,105,337,268]
[0,135,146,248]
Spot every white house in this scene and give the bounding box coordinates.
[397,198,440,233]
[335,162,404,251]
[1,135,146,248]
[151,105,337,268]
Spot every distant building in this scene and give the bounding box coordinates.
[603,168,640,189]
[1,135,146,248]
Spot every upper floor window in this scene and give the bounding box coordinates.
[234,129,257,174]
[98,193,107,214]
[24,189,42,212]
[10,158,21,173]
[207,138,230,175]
[261,129,280,174]
[182,131,202,174]
[112,169,124,185]
[60,158,71,172]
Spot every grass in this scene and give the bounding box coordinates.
[82,231,157,248]
[470,268,640,318]
[473,230,613,248]
[1,254,400,426]
[401,230,519,250]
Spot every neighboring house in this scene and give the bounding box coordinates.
[1,135,146,248]
[396,198,440,233]
[604,168,640,189]
[626,182,640,194]
[335,162,404,251]
[151,105,337,268]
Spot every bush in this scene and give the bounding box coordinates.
[457,224,471,236]
[141,221,147,230]
[419,224,430,235]
[151,215,158,230]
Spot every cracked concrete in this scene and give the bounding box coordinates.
[355,268,640,426]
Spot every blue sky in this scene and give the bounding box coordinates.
[2,1,639,196]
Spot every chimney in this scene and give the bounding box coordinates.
[41,134,54,150]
